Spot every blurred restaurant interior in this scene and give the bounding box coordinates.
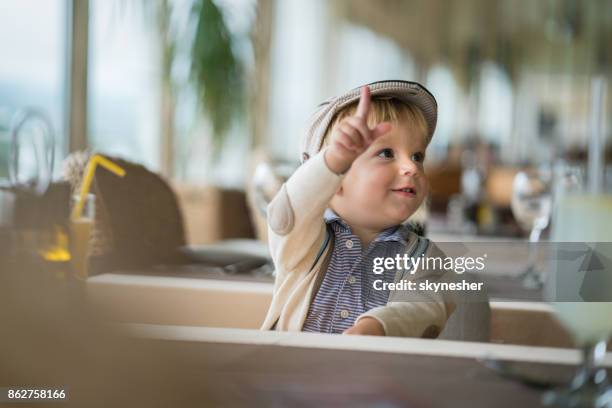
[1,0,612,406]
[1,0,611,241]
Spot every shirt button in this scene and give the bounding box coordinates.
[348,276,356,284]
[345,239,354,249]
[340,310,350,319]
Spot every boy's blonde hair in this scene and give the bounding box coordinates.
[319,98,429,152]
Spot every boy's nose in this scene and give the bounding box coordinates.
[398,160,418,176]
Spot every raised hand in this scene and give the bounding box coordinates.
[324,86,392,174]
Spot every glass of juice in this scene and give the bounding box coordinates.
[69,193,95,280]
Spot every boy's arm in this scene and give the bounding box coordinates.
[348,243,457,338]
[353,294,449,338]
[267,148,343,275]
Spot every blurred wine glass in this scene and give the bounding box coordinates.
[511,167,552,288]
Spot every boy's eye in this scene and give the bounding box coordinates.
[412,152,425,163]
[377,148,394,159]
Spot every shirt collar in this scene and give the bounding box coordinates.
[323,208,342,224]
[323,208,412,244]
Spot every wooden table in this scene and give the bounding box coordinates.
[2,251,607,407]
[127,325,612,408]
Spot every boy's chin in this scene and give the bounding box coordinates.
[377,211,414,228]
[391,201,421,217]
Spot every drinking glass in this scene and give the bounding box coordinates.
[511,167,553,288]
[69,194,95,280]
[544,164,612,407]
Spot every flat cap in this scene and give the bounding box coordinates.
[300,80,437,163]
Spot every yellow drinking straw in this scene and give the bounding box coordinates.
[70,155,126,221]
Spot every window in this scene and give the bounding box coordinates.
[88,0,160,171]
[426,65,459,152]
[478,62,513,155]
[331,22,415,96]
[0,0,65,180]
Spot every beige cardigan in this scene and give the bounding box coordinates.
[260,149,455,337]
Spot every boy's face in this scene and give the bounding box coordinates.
[329,117,428,231]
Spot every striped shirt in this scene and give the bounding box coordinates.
[302,209,419,334]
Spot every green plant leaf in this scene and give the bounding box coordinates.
[190,0,244,152]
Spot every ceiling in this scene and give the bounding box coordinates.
[337,0,611,87]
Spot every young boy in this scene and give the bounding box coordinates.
[261,80,455,337]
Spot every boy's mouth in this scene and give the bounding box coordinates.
[391,186,417,197]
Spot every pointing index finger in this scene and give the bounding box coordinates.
[355,86,371,120]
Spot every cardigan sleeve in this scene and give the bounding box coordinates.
[267,148,344,279]
[355,241,457,338]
